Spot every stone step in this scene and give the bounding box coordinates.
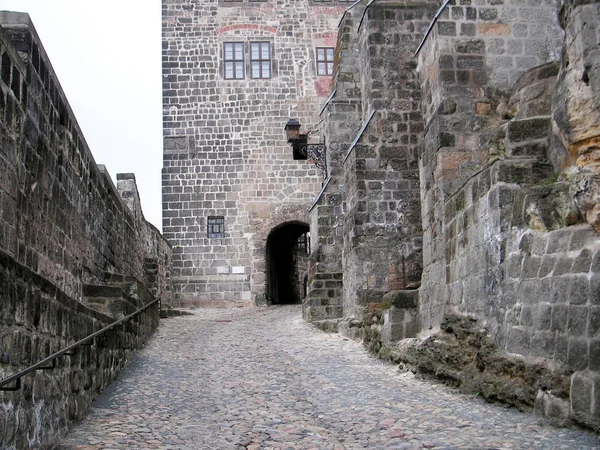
[492,157,553,185]
[103,272,138,285]
[84,297,138,318]
[83,284,123,299]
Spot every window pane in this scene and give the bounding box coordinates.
[327,48,334,60]
[327,62,333,74]
[252,61,260,78]
[251,43,259,60]
[317,48,325,60]
[261,44,270,60]
[262,61,270,78]
[235,43,244,58]
[225,44,233,59]
[317,62,326,75]
[236,63,244,79]
[225,62,234,78]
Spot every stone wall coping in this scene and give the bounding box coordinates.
[337,0,363,28]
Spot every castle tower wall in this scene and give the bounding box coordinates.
[162,0,344,307]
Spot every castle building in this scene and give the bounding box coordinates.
[162,0,346,307]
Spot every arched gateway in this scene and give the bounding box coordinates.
[265,222,310,305]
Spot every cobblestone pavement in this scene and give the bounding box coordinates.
[59,306,600,450]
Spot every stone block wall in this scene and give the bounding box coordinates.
[0,12,170,448]
[306,0,600,432]
[162,0,344,307]
[304,3,364,323]
[411,0,600,431]
[0,250,160,449]
[0,13,172,304]
[417,0,564,332]
[339,1,436,321]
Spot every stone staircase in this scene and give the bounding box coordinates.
[82,273,153,319]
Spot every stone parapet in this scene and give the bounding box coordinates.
[0,13,172,305]
[0,12,171,448]
[0,249,160,449]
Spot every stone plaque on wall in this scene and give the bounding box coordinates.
[164,136,194,154]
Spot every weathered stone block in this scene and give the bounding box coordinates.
[507,118,552,143]
[382,289,418,309]
[534,389,572,427]
[567,338,589,370]
[571,370,600,431]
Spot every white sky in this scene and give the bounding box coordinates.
[0,0,163,229]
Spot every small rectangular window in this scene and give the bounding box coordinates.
[296,233,310,254]
[224,42,244,79]
[250,42,271,79]
[207,216,225,238]
[316,47,334,76]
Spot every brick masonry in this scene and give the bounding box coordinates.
[0,12,171,448]
[162,0,346,307]
[306,0,600,432]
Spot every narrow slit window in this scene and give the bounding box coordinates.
[224,42,244,79]
[316,47,334,76]
[207,216,225,238]
[250,42,271,79]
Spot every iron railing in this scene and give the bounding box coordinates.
[0,297,160,392]
[414,0,452,57]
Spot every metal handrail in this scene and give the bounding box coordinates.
[414,0,452,57]
[0,297,161,391]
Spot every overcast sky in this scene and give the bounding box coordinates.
[1,0,163,229]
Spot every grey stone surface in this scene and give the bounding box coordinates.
[162,0,343,307]
[0,13,170,449]
[59,307,600,450]
[0,13,172,306]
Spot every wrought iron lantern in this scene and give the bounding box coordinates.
[284,119,301,143]
[284,119,327,179]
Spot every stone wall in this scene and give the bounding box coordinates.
[417,0,564,332]
[304,3,364,323]
[162,0,343,307]
[307,0,600,432]
[0,12,171,448]
[0,13,172,305]
[411,0,600,431]
[0,250,160,449]
[307,0,437,326]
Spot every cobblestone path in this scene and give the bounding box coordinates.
[59,306,600,450]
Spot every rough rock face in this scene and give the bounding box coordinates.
[381,315,573,423]
[554,0,600,230]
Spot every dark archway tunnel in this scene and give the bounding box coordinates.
[266,222,309,305]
